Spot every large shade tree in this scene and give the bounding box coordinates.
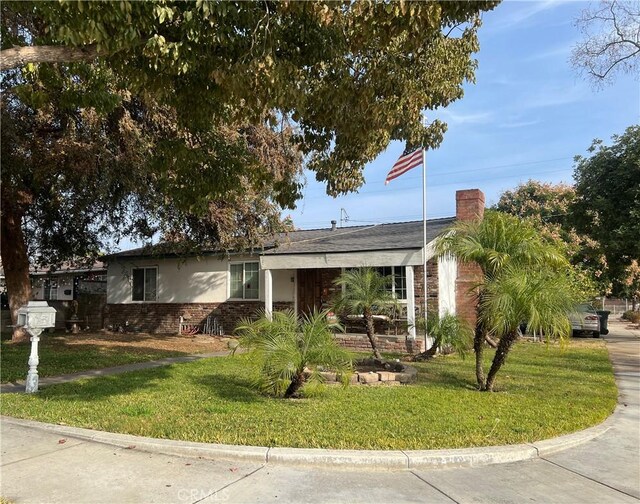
[436,211,576,391]
[571,126,640,300]
[1,0,499,338]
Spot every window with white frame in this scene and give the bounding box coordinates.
[229,262,259,300]
[44,279,58,300]
[376,266,407,300]
[132,267,157,301]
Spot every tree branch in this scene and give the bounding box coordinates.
[0,44,99,70]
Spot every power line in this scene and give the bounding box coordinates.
[303,166,574,201]
[363,156,574,184]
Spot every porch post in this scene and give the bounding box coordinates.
[406,265,416,339]
[264,269,273,320]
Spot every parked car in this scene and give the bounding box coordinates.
[569,304,600,338]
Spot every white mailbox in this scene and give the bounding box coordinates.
[17,301,56,393]
[17,301,57,331]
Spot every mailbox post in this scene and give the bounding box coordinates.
[17,301,56,393]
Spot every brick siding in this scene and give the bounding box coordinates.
[333,333,425,354]
[104,301,294,335]
[455,189,485,327]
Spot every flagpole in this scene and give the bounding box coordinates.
[422,148,428,350]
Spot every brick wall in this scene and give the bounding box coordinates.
[333,333,425,354]
[455,189,485,327]
[104,301,294,335]
[414,260,439,316]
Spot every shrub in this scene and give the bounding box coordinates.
[622,310,640,324]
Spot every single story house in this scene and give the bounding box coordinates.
[104,189,485,353]
[0,262,107,331]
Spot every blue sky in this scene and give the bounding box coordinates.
[286,0,640,230]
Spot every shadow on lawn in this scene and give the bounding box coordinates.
[36,365,175,402]
[0,339,190,384]
[191,372,264,403]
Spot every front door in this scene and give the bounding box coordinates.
[297,269,323,315]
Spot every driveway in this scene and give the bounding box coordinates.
[2,322,638,504]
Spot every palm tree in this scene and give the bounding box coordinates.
[479,265,574,391]
[436,210,575,391]
[234,309,352,398]
[413,312,473,361]
[332,267,395,360]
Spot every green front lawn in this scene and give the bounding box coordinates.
[1,340,617,450]
[1,336,186,384]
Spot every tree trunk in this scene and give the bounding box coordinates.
[0,199,31,341]
[363,308,382,360]
[0,44,98,70]
[474,326,486,390]
[484,334,498,348]
[412,335,442,361]
[484,331,519,392]
[284,371,306,398]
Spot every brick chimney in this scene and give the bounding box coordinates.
[456,189,485,222]
[455,189,485,327]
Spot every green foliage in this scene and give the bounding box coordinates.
[332,268,396,318]
[416,312,473,358]
[622,310,640,324]
[480,265,574,342]
[0,340,616,449]
[332,268,396,359]
[571,126,640,297]
[0,336,185,384]
[437,210,568,278]
[494,180,609,299]
[436,211,578,391]
[2,0,499,196]
[234,309,352,398]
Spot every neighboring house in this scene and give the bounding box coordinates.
[0,262,107,331]
[104,189,485,352]
[30,262,107,302]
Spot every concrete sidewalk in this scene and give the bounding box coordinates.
[1,326,639,503]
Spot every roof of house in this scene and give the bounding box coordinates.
[263,217,455,255]
[104,217,456,260]
[0,261,106,278]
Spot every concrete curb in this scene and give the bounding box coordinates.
[0,413,611,470]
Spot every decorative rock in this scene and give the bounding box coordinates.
[319,372,338,382]
[359,373,380,384]
[395,372,414,384]
[377,371,395,382]
[349,374,360,385]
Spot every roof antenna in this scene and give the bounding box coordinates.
[340,208,349,227]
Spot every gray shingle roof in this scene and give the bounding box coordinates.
[104,217,456,260]
[264,217,455,255]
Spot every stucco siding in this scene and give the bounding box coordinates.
[108,256,229,304]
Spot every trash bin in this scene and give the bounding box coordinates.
[596,310,610,335]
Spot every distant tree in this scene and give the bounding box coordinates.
[235,309,352,398]
[332,268,396,360]
[571,126,640,297]
[436,211,576,392]
[571,0,640,87]
[494,180,603,300]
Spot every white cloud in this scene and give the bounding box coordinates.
[487,0,574,32]
[434,109,494,126]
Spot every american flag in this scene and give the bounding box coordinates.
[384,148,423,184]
